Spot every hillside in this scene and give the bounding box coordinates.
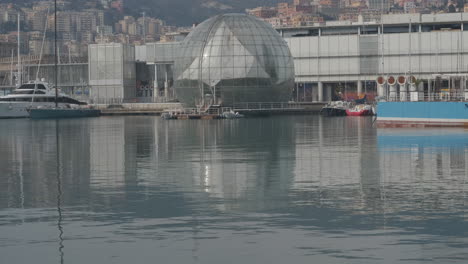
[125,0,281,25]
[0,0,283,26]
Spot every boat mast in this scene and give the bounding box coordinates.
[54,0,58,107]
[10,50,14,86]
[380,0,385,98]
[409,19,412,77]
[17,14,21,86]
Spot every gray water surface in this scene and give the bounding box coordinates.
[1,116,467,263]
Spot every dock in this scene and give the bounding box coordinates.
[93,102,326,117]
[173,114,222,120]
[92,102,181,116]
[233,102,324,115]
[100,109,164,116]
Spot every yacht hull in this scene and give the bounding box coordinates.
[0,102,71,118]
[376,102,468,127]
[346,109,372,116]
[29,108,101,119]
[320,107,347,116]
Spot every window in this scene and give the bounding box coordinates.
[421,23,461,32]
[1,97,34,102]
[382,25,419,34]
[57,97,86,105]
[322,27,358,36]
[360,26,378,35]
[18,84,47,90]
[12,90,46,95]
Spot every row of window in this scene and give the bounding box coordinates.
[285,23,468,37]
[12,90,46,95]
[18,84,47,90]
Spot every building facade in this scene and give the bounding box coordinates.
[88,43,136,102]
[43,13,468,104]
[280,13,468,101]
[0,42,16,58]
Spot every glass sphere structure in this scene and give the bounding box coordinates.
[174,13,295,107]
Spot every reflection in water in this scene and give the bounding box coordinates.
[55,120,65,264]
[377,129,468,218]
[0,116,467,264]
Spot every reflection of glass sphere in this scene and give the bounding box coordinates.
[174,13,295,107]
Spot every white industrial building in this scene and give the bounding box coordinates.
[85,13,468,103]
[280,13,468,102]
[88,43,136,103]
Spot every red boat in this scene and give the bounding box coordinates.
[346,104,374,116]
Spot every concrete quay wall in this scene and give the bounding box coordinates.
[93,103,183,115]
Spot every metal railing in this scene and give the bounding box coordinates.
[163,107,222,115]
[232,102,304,110]
[162,102,305,116]
[87,97,178,105]
[381,92,468,102]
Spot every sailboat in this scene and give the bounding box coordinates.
[0,10,92,119]
[28,0,100,119]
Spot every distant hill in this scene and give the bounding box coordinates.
[0,0,282,26]
[124,0,281,26]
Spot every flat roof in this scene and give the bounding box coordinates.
[277,13,468,31]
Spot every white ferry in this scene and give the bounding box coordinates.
[0,80,86,118]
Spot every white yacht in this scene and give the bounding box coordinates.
[0,80,86,118]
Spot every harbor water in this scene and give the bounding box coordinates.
[1,116,467,263]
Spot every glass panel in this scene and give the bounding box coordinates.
[174,14,295,106]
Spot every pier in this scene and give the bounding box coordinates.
[232,102,324,115]
[93,102,326,117]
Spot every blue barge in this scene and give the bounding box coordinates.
[377,102,468,127]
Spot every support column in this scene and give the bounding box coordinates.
[428,79,432,101]
[377,84,384,97]
[295,83,299,102]
[357,80,363,96]
[400,83,407,102]
[318,81,323,102]
[464,77,468,100]
[164,64,169,98]
[417,81,424,101]
[462,76,466,91]
[302,83,306,101]
[153,64,159,99]
[326,84,332,101]
[389,84,397,101]
[409,79,417,101]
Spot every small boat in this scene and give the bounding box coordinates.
[161,112,177,120]
[320,101,351,116]
[221,110,244,119]
[346,104,373,116]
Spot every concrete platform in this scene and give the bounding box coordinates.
[93,102,327,117]
[93,102,182,116]
[100,110,164,116]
